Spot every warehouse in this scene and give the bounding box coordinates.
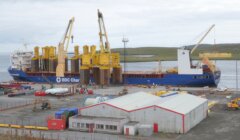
[69,92,208,134]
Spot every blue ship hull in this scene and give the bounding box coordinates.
[8,67,220,87]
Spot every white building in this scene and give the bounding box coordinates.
[69,92,208,134]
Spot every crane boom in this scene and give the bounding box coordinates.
[191,24,215,54]
[56,17,75,77]
[98,9,110,53]
[62,17,74,52]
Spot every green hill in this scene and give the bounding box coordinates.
[111,43,240,62]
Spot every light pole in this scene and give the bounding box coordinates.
[122,37,129,85]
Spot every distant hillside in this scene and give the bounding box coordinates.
[111,43,240,62]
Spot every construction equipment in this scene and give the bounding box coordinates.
[33,98,51,111]
[56,17,75,77]
[118,87,128,96]
[227,98,240,110]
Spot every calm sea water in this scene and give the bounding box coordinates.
[0,54,239,88]
[0,54,12,82]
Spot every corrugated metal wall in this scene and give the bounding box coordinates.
[80,104,129,118]
[80,100,208,134]
[130,106,183,133]
[184,100,208,133]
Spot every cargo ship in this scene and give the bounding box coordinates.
[8,49,221,87]
[8,11,220,87]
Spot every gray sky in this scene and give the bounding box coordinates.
[1,0,240,53]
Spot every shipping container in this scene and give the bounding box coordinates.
[138,124,153,137]
[47,119,66,130]
[55,111,65,119]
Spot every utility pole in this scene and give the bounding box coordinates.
[122,37,129,85]
[236,60,239,93]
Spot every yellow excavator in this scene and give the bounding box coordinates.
[227,98,240,110]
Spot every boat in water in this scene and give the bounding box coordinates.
[8,49,221,87]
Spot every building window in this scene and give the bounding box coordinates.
[110,125,113,129]
[81,123,85,128]
[77,123,81,128]
[105,125,117,131]
[96,124,104,129]
[86,123,90,128]
[106,125,109,130]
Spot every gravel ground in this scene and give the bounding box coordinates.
[0,84,239,140]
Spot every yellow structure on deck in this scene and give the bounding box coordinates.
[70,45,80,73]
[33,46,40,59]
[79,10,122,85]
[31,46,40,72]
[199,52,232,59]
[81,45,91,70]
[97,9,111,71]
[199,52,232,72]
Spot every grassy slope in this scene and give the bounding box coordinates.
[111,44,240,62]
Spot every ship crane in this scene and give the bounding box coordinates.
[56,17,75,77]
[190,24,215,54]
[98,9,110,53]
[188,24,216,72]
[97,10,122,85]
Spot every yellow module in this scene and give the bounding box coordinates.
[111,53,122,84]
[80,45,91,85]
[80,45,91,69]
[41,46,50,71]
[99,53,111,69]
[31,46,40,72]
[71,45,80,73]
[48,46,57,72]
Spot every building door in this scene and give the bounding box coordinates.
[153,123,158,133]
[89,123,94,133]
[126,128,129,135]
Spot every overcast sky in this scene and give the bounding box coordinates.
[1,0,240,53]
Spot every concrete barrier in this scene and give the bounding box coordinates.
[0,123,48,130]
[10,124,22,128]
[24,125,36,129]
[0,124,9,127]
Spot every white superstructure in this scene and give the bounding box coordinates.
[10,51,33,70]
[177,49,203,74]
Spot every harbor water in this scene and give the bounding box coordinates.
[0,53,239,88]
